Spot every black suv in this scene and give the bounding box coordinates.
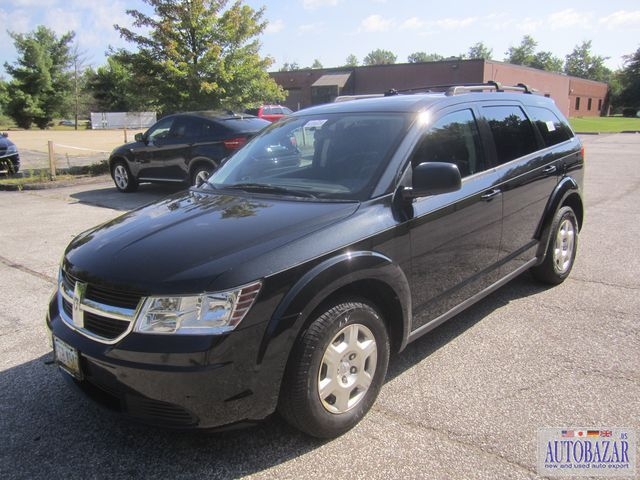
[47,83,584,438]
[0,132,20,174]
[108,111,270,192]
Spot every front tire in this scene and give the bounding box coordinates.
[278,300,389,438]
[531,206,578,284]
[111,160,138,193]
[191,164,215,187]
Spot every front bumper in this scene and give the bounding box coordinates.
[46,291,282,429]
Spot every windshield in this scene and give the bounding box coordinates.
[207,112,409,201]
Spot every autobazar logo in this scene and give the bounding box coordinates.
[538,428,636,477]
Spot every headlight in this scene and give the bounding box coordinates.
[134,281,262,335]
[6,144,17,154]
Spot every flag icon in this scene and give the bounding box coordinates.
[562,430,575,437]
[575,430,588,438]
[600,430,612,437]
[587,430,600,437]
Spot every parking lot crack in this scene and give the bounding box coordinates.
[0,255,56,285]
[371,403,537,476]
[570,276,640,292]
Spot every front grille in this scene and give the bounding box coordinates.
[62,269,141,309]
[84,311,131,339]
[60,268,144,343]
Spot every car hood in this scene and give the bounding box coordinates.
[111,140,143,155]
[0,136,15,150]
[64,190,359,294]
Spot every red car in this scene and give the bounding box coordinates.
[245,104,293,122]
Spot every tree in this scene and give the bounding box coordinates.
[279,61,300,71]
[466,42,493,60]
[344,54,359,67]
[363,49,397,66]
[311,59,323,69]
[530,51,564,73]
[407,52,444,63]
[86,55,152,112]
[505,35,563,73]
[4,26,75,129]
[114,0,284,114]
[564,41,611,82]
[505,35,537,66]
[616,46,640,110]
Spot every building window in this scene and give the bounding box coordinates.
[598,99,603,111]
[575,97,581,111]
[588,98,592,111]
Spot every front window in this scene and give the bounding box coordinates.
[207,113,409,201]
[145,116,174,143]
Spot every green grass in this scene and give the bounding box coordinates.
[0,170,76,190]
[570,116,640,133]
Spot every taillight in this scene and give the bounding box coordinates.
[223,137,247,150]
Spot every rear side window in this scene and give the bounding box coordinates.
[483,105,538,165]
[223,118,270,133]
[412,109,485,177]
[527,106,573,147]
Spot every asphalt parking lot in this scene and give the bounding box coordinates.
[1,134,638,480]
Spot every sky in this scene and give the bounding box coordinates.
[1,0,639,77]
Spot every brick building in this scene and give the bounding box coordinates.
[270,59,608,118]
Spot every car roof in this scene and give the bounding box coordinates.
[171,111,263,122]
[293,84,558,116]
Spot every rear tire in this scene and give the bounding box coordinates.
[111,161,138,193]
[531,206,578,284]
[278,300,389,438]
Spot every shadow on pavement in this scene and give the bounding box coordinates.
[71,182,186,211]
[387,273,549,380]
[0,352,323,479]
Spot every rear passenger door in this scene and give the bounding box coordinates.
[480,103,560,274]
[409,107,503,329]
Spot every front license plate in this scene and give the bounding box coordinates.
[53,336,82,379]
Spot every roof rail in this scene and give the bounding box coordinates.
[380,82,536,96]
[445,81,535,96]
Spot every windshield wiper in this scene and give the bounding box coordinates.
[224,183,317,198]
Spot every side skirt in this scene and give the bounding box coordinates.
[406,257,538,345]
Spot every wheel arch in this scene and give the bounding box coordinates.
[257,251,412,366]
[535,176,584,259]
[188,157,219,178]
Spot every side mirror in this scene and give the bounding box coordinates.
[134,132,145,142]
[1,132,8,138]
[403,162,462,200]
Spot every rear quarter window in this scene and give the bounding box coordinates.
[224,118,271,133]
[526,106,574,147]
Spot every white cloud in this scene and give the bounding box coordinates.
[400,17,426,30]
[360,14,394,32]
[434,17,477,30]
[599,10,640,29]
[547,9,593,30]
[7,0,57,6]
[302,0,339,10]
[515,17,543,33]
[265,19,285,34]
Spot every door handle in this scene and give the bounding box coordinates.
[481,189,501,200]
[542,165,557,174]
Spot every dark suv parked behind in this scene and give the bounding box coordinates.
[108,111,270,192]
[48,83,584,438]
